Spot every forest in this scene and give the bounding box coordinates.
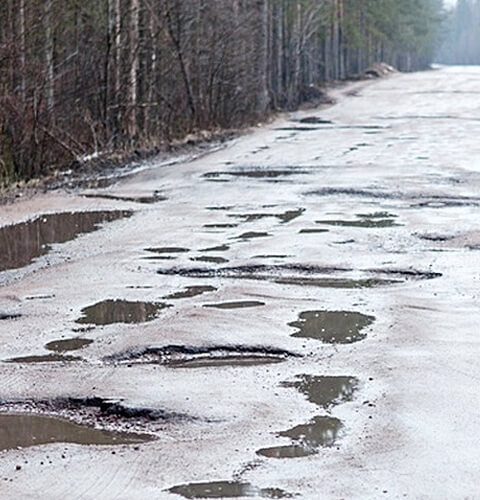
[437,0,480,64]
[0,0,444,186]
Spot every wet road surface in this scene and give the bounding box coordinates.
[1,66,480,498]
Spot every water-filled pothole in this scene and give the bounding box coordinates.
[203,301,265,310]
[170,355,285,369]
[84,192,166,204]
[200,244,230,253]
[0,313,21,320]
[76,300,169,325]
[299,229,329,234]
[257,416,343,458]
[163,286,217,300]
[275,277,398,288]
[145,247,189,254]
[282,375,360,408]
[7,354,82,363]
[316,212,399,228]
[45,338,93,352]
[236,232,270,240]
[229,209,304,225]
[0,210,132,272]
[168,481,293,499]
[191,256,229,264]
[0,414,153,451]
[288,311,375,343]
[203,169,308,180]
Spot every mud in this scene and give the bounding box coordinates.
[168,481,293,498]
[76,300,169,325]
[288,311,375,344]
[0,414,153,451]
[282,375,360,408]
[257,416,343,458]
[0,210,132,272]
[45,338,93,352]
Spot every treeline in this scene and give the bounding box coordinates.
[0,0,444,185]
[437,0,480,64]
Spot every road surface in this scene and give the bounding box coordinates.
[1,66,480,499]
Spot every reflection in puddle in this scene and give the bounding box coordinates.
[7,354,82,363]
[257,416,343,458]
[203,301,265,309]
[163,286,217,300]
[289,311,375,344]
[168,481,293,499]
[0,414,153,451]
[0,211,132,272]
[45,338,93,352]
[282,375,359,408]
[191,256,229,264]
[76,300,169,325]
[169,355,285,369]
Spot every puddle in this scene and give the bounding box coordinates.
[0,313,21,320]
[275,277,399,288]
[299,229,329,234]
[145,247,189,254]
[163,286,217,300]
[298,117,333,124]
[0,210,132,272]
[276,127,320,132]
[288,311,375,343]
[168,481,293,499]
[282,375,360,408]
[257,416,343,458]
[205,206,235,211]
[236,232,270,240]
[76,300,169,325]
[200,244,230,253]
[45,338,93,353]
[169,355,285,369]
[84,192,166,204]
[316,214,399,228]
[191,256,229,264]
[0,413,153,451]
[253,255,289,259]
[203,301,265,309]
[204,224,239,229]
[203,169,307,179]
[230,209,304,225]
[7,354,82,363]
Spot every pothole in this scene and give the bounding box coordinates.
[0,313,21,320]
[191,257,229,264]
[144,247,189,254]
[45,338,94,353]
[288,311,375,343]
[282,375,360,408]
[84,192,166,204]
[299,229,329,234]
[76,300,170,325]
[203,301,265,310]
[103,345,296,367]
[163,286,217,300]
[0,414,153,451]
[316,212,399,228]
[0,210,132,273]
[6,354,82,364]
[168,481,294,499]
[236,232,270,240]
[257,416,343,458]
[200,244,230,253]
[203,168,308,180]
[229,209,305,225]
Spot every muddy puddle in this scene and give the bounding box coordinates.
[203,168,308,180]
[299,229,329,234]
[203,301,265,310]
[168,481,293,499]
[145,247,189,254]
[0,210,132,273]
[191,256,229,264]
[282,375,360,409]
[200,244,230,253]
[84,192,166,204]
[274,277,399,288]
[76,300,169,325]
[289,311,375,344]
[163,286,217,300]
[297,117,333,124]
[257,416,343,458]
[7,354,82,363]
[203,223,239,229]
[236,232,270,240]
[229,208,304,225]
[316,212,399,228]
[45,338,93,352]
[0,413,153,451]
